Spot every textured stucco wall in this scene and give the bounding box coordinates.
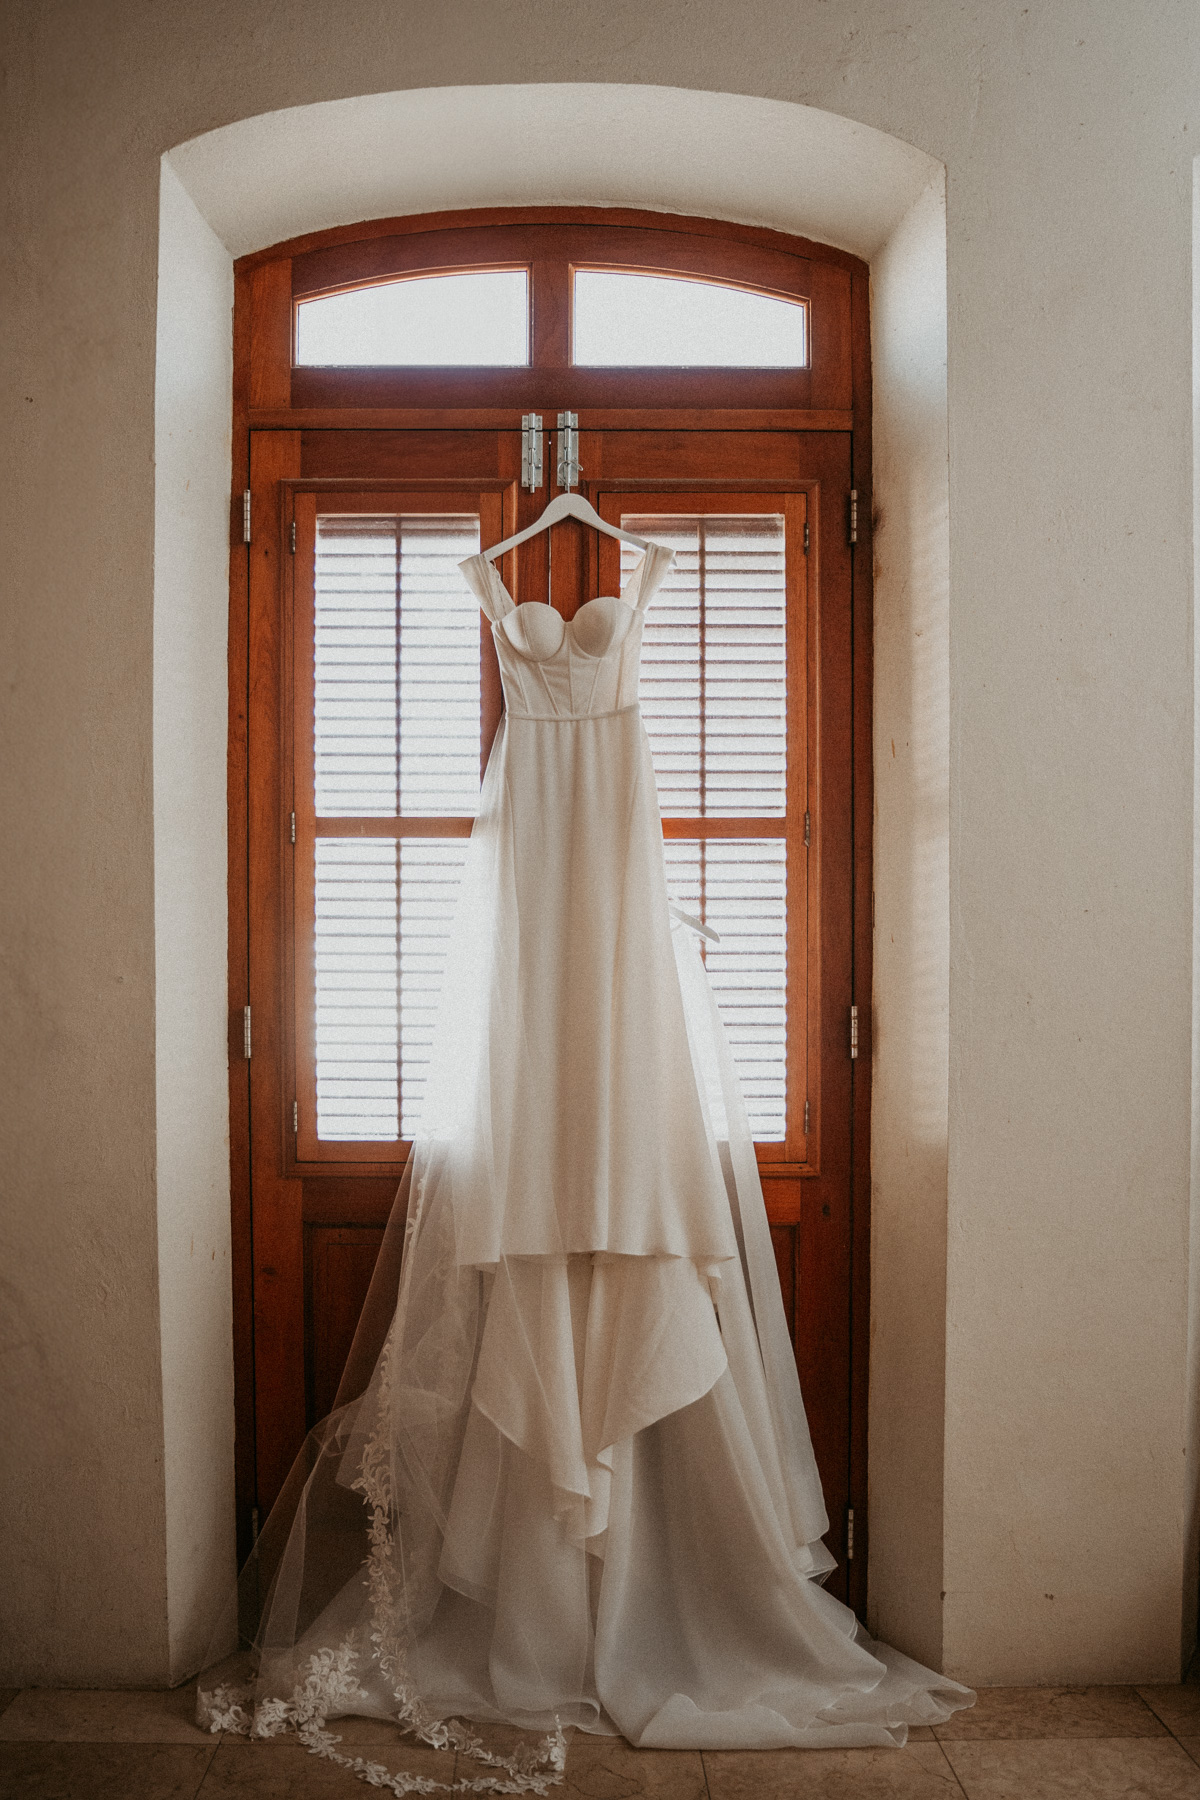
[1,0,1198,1685]
[153,162,236,1686]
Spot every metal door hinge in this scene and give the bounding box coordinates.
[850,1004,859,1059]
[556,411,580,491]
[289,519,296,554]
[803,1098,810,1136]
[803,520,810,554]
[293,1100,299,1133]
[804,809,811,848]
[242,1005,252,1061]
[242,489,252,544]
[848,489,858,546]
[289,810,296,845]
[846,1507,855,1561]
[521,413,544,491]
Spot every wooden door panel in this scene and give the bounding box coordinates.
[248,430,519,1509]
[247,429,306,1509]
[306,1226,386,1423]
[246,423,863,1603]
[300,429,508,481]
[582,430,809,483]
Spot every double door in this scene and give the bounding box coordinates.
[237,415,868,1607]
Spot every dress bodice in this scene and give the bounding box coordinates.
[459,544,674,720]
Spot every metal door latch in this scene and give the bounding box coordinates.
[521,414,544,491]
[556,411,579,491]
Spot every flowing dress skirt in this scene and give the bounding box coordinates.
[199,702,972,1787]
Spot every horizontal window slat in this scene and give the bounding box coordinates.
[314,515,481,818]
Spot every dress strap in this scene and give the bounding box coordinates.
[622,542,676,613]
[459,552,514,623]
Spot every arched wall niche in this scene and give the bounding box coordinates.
[153,83,949,1679]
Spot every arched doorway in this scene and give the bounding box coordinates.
[230,205,873,1610]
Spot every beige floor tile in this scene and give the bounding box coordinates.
[0,1686,215,1743]
[563,1732,706,1798]
[934,1686,1164,1740]
[1139,1686,1200,1737]
[0,1739,216,1799]
[702,1739,963,1799]
[941,1736,1200,1798]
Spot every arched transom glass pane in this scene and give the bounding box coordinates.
[573,272,807,367]
[296,270,529,366]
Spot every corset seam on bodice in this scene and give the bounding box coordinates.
[459,544,677,721]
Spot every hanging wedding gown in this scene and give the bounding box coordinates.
[198,543,972,1792]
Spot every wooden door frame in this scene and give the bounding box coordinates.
[227,207,873,1615]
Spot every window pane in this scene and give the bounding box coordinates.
[664,839,787,1141]
[315,838,399,1141]
[314,515,481,816]
[297,270,529,366]
[397,840,471,1138]
[574,272,807,367]
[314,837,470,1141]
[624,515,787,817]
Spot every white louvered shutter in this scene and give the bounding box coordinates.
[625,515,790,1140]
[312,515,479,1141]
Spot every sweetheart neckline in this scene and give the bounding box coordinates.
[495,593,636,665]
[508,595,627,615]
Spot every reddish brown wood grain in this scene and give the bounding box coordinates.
[847,263,874,1616]
[248,407,854,433]
[247,428,306,1512]
[306,1226,386,1423]
[237,204,867,280]
[248,261,293,411]
[228,266,256,1558]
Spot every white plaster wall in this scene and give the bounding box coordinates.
[867,171,950,1669]
[152,163,236,1684]
[168,85,932,261]
[3,0,1199,1687]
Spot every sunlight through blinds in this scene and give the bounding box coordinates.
[313,515,480,1141]
[626,516,789,1140]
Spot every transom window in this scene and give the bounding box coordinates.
[293,265,808,370]
[573,273,807,368]
[296,271,530,367]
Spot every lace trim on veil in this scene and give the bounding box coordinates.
[196,1316,567,1795]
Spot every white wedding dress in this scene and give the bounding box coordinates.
[198,544,972,1792]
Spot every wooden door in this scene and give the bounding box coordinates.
[241,416,866,1604]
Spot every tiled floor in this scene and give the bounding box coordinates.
[3,1682,1200,1798]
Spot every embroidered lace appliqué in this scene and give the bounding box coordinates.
[196,1321,566,1796]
